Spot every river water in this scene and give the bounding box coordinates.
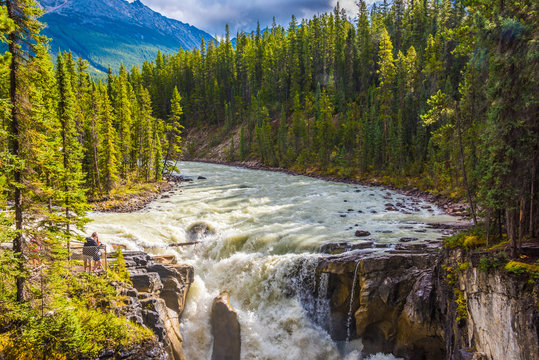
[89,162,462,360]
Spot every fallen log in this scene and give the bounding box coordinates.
[168,241,199,247]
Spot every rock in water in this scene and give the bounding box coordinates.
[186,222,214,242]
[211,292,241,360]
[355,230,371,237]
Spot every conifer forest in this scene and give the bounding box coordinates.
[0,0,537,358]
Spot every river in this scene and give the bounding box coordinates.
[89,161,462,360]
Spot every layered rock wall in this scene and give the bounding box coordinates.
[440,250,539,360]
[116,251,194,360]
[316,247,539,360]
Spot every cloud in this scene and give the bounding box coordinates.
[133,0,361,36]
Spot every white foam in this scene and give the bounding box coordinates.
[89,161,464,359]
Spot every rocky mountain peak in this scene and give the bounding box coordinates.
[37,0,214,75]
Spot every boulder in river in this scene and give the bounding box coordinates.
[355,230,371,237]
[320,241,374,254]
[399,237,418,242]
[186,222,214,242]
[211,292,241,360]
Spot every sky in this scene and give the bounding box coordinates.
[129,0,361,36]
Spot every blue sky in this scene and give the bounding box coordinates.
[130,0,361,36]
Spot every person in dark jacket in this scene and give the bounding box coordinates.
[83,232,101,272]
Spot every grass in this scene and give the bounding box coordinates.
[444,227,488,249]
[504,261,539,280]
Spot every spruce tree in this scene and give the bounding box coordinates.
[55,53,87,255]
[99,85,119,193]
[163,86,184,174]
[4,0,45,301]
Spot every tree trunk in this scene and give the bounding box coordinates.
[92,114,102,194]
[498,210,503,241]
[518,194,525,252]
[485,209,491,248]
[456,109,477,224]
[7,0,26,303]
[506,208,517,257]
[66,205,70,260]
[530,164,535,237]
[162,133,172,176]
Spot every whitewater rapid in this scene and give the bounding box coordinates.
[88,162,462,360]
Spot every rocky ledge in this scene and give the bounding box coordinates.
[112,251,194,360]
[92,173,191,213]
[315,245,539,360]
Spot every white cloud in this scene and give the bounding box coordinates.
[129,0,376,35]
[132,0,354,35]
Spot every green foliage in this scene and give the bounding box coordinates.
[458,262,470,272]
[442,264,458,286]
[444,227,487,249]
[504,261,539,279]
[454,289,468,322]
[0,3,162,358]
[478,252,508,272]
[0,254,152,359]
[112,248,131,283]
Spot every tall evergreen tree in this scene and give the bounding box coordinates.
[4,0,45,302]
[163,86,184,174]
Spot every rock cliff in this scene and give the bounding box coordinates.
[115,251,194,360]
[439,249,539,360]
[211,292,241,360]
[315,246,539,360]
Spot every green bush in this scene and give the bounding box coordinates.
[444,226,487,249]
[454,289,468,321]
[504,261,539,278]
[0,250,152,360]
[478,252,507,272]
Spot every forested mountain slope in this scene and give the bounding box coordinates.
[38,0,214,74]
[138,0,537,252]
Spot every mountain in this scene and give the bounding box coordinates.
[38,0,214,75]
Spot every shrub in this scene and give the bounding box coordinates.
[454,289,468,321]
[442,265,457,286]
[112,248,131,283]
[478,252,507,272]
[504,261,539,279]
[0,250,151,360]
[458,262,470,271]
[443,226,489,249]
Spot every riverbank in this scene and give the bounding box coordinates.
[88,161,536,359]
[90,177,182,213]
[184,158,470,219]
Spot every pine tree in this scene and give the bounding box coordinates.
[376,27,395,166]
[4,0,46,301]
[56,53,87,253]
[239,124,247,161]
[99,86,119,193]
[277,105,288,165]
[137,86,155,181]
[163,86,184,174]
[115,63,133,177]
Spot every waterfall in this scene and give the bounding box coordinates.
[88,161,461,359]
[316,272,330,329]
[346,261,361,343]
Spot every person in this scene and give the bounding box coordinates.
[28,236,41,267]
[92,233,105,272]
[83,232,103,272]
